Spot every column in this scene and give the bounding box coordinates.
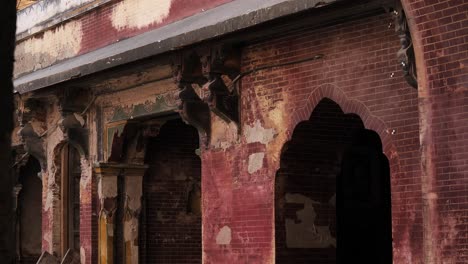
[94,163,120,264]
[122,165,148,264]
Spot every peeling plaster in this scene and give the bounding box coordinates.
[17,0,95,34]
[107,223,114,236]
[243,120,276,145]
[285,193,336,248]
[211,114,238,150]
[80,246,86,264]
[216,226,232,245]
[248,152,264,174]
[112,0,173,30]
[124,217,139,242]
[80,158,92,203]
[125,176,142,211]
[98,175,117,199]
[15,21,83,76]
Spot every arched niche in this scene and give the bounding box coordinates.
[275,98,392,264]
[17,156,42,263]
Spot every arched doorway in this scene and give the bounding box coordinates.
[59,143,81,256]
[17,156,42,263]
[275,98,392,263]
[139,118,202,263]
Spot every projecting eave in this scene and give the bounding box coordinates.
[14,0,341,94]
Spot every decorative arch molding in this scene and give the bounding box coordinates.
[279,83,409,262]
[48,139,89,257]
[288,84,395,156]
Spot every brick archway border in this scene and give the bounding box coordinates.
[288,84,396,159]
[283,83,405,260]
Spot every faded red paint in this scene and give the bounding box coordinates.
[79,0,233,55]
[201,13,423,263]
[400,0,468,263]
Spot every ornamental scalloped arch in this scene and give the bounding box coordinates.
[287,84,397,161]
[281,83,406,259]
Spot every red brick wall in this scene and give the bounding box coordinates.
[140,119,201,263]
[400,0,468,262]
[78,0,232,55]
[80,159,97,264]
[276,98,364,263]
[202,13,422,263]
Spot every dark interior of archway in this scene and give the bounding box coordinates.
[18,157,42,264]
[139,118,201,264]
[275,98,364,264]
[338,129,392,264]
[61,144,81,254]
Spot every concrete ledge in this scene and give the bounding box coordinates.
[16,0,112,41]
[14,0,337,94]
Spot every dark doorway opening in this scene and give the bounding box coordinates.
[275,98,392,264]
[60,144,81,256]
[140,118,202,264]
[17,157,42,264]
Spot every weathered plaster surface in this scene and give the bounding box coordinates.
[216,226,232,245]
[15,21,83,77]
[243,120,277,145]
[123,217,139,263]
[124,176,142,211]
[248,152,264,174]
[112,0,173,30]
[100,78,178,123]
[17,0,96,34]
[284,193,336,248]
[210,114,238,150]
[98,174,117,199]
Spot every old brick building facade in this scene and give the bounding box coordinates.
[12,0,467,263]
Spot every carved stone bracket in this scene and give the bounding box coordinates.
[172,45,241,147]
[393,2,418,89]
[17,98,47,171]
[106,120,165,164]
[56,87,90,155]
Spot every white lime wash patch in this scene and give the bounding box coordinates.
[15,21,83,76]
[112,0,173,30]
[243,120,277,145]
[248,152,265,174]
[17,0,95,34]
[216,226,232,245]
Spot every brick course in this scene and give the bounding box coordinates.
[201,13,422,263]
[400,0,468,262]
[140,119,202,263]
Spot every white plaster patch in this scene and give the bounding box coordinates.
[17,0,94,34]
[285,193,336,248]
[44,185,56,211]
[107,223,114,236]
[125,176,143,211]
[243,120,276,145]
[112,0,173,30]
[248,152,265,174]
[15,21,83,76]
[124,217,139,242]
[80,158,92,196]
[210,115,239,150]
[80,246,86,264]
[98,176,117,199]
[216,226,232,245]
